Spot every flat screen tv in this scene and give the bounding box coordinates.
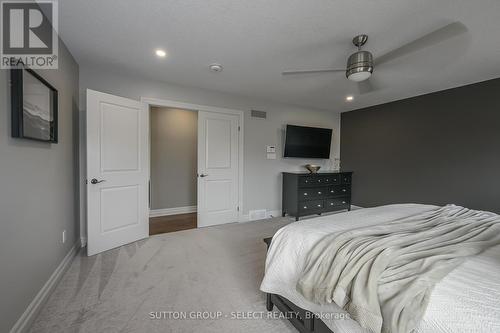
[284,125,332,159]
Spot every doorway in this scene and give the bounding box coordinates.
[86,91,244,255]
[149,107,198,235]
[144,98,244,231]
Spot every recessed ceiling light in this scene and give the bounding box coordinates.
[209,63,223,72]
[346,96,354,101]
[155,49,167,58]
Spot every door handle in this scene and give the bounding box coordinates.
[90,178,106,184]
[198,174,209,178]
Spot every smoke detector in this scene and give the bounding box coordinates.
[209,63,223,72]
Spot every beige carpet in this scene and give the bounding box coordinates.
[30,217,297,333]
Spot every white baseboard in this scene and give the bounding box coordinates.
[240,209,282,222]
[10,240,81,333]
[266,210,282,218]
[240,206,364,222]
[149,205,197,217]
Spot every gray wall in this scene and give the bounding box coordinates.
[79,66,340,237]
[150,107,197,209]
[341,77,500,213]
[0,42,79,331]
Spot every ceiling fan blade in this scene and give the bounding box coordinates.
[374,21,467,66]
[282,69,345,75]
[356,75,383,94]
[357,79,375,94]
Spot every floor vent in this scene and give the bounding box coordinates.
[249,209,267,220]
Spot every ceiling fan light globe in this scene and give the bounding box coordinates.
[348,71,372,82]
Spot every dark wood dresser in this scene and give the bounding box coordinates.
[282,171,352,221]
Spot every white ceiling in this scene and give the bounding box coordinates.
[59,0,500,112]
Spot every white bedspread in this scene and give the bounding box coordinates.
[260,204,500,333]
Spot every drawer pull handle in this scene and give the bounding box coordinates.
[330,190,334,193]
[303,206,307,209]
[330,203,334,206]
[318,192,322,194]
[317,204,321,207]
[342,201,346,204]
[305,180,308,183]
[342,189,347,192]
[304,193,308,196]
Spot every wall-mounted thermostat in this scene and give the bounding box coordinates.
[266,145,276,159]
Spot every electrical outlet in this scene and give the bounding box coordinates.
[62,230,66,244]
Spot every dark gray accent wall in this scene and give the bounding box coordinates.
[0,41,79,332]
[341,77,500,213]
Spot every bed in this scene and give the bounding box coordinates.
[260,204,500,333]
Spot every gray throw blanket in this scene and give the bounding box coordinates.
[296,205,500,333]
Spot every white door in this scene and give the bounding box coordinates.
[86,89,149,256]
[197,111,240,227]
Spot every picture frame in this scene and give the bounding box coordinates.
[11,68,58,143]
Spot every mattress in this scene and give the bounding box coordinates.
[260,204,500,333]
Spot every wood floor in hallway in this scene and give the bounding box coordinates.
[149,212,197,235]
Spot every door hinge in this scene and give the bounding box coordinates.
[238,126,240,131]
[237,206,240,211]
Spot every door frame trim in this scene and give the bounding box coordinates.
[141,97,244,223]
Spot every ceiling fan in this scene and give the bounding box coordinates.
[282,22,467,93]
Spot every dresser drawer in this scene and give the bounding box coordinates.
[328,185,350,196]
[298,176,316,186]
[299,200,324,213]
[298,188,313,199]
[299,175,339,187]
[319,174,340,185]
[341,173,352,184]
[313,188,327,197]
[326,186,340,197]
[339,185,350,195]
[299,187,328,199]
[325,197,349,209]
